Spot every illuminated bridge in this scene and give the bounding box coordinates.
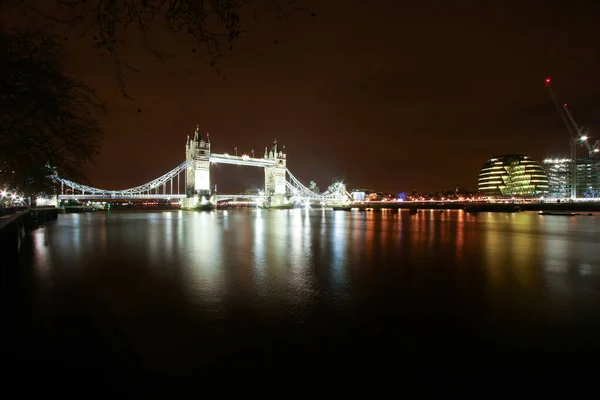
[57,127,352,208]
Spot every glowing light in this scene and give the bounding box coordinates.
[545,78,551,83]
[0,189,25,204]
[580,135,588,141]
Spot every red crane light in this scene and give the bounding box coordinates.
[545,78,551,84]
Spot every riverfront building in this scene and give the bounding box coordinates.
[542,158,572,198]
[543,157,600,198]
[577,158,600,198]
[478,154,549,198]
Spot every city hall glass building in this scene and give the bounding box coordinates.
[478,154,549,198]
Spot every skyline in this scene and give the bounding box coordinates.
[3,0,600,193]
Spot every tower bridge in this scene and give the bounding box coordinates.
[57,126,352,209]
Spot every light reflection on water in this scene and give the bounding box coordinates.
[23,209,600,359]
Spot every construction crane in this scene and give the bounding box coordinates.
[545,78,600,158]
[545,78,600,199]
[563,105,600,158]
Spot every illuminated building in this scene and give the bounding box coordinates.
[542,158,572,198]
[478,154,549,198]
[543,157,600,198]
[351,189,371,201]
[576,158,600,198]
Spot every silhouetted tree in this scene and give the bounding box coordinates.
[17,0,314,97]
[0,27,103,196]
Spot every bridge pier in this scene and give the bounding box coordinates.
[182,194,216,209]
[259,195,293,209]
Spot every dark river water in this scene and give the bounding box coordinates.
[4,208,600,387]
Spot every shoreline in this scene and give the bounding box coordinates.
[57,201,600,213]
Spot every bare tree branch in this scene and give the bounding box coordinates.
[0,26,103,195]
[13,0,314,97]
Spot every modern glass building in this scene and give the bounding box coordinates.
[542,157,600,198]
[478,154,549,198]
[542,158,572,198]
[577,158,600,198]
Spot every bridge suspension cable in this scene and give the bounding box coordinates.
[285,169,352,201]
[285,169,323,199]
[57,160,190,197]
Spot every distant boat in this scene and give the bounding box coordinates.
[538,211,579,216]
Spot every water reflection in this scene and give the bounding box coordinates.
[303,208,311,252]
[330,211,347,290]
[253,209,265,264]
[147,212,162,263]
[456,211,464,262]
[98,213,107,254]
[364,212,375,259]
[23,209,600,357]
[32,228,50,281]
[269,210,288,268]
[290,209,304,269]
[351,211,365,262]
[184,211,225,306]
[70,213,81,257]
[287,209,317,306]
[163,211,174,258]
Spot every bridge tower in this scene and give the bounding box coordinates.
[263,139,291,208]
[184,126,215,209]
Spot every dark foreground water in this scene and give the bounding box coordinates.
[4,209,600,387]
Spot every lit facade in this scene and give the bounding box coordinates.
[478,154,549,198]
[186,125,211,196]
[542,158,572,198]
[543,157,600,198]
[576,158,600,198]
[351,189,372,201]
[263,140,287,196]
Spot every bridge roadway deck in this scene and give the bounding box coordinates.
[58,194,186,201]
[209,153,277,167]
[58,194,322,202]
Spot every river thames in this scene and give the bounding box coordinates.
[4,208,600,386]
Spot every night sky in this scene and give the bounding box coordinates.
[5,0,600,193]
